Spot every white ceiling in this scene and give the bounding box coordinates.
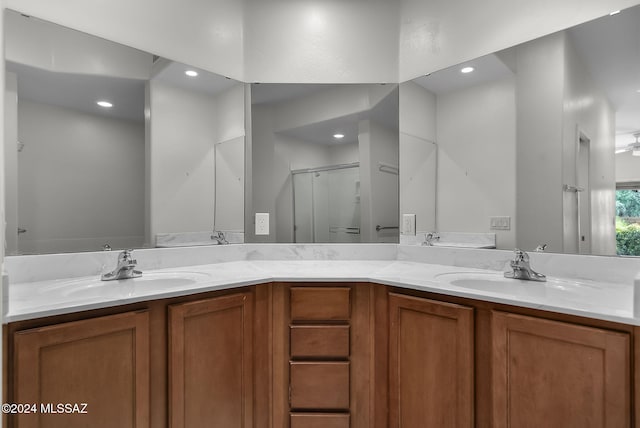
[254,84,399,146]
[8,58,238,123]
[412,4,640,150]
[152,60,238,97]
[8,61,146,122]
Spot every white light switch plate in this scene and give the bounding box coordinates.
[402,214,416,235]
[255,213,269,235]
[490,216,511,230]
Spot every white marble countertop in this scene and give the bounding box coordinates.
[5,252,638,325]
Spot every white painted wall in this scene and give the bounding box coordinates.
[7,0,638,83]
[616,153,640,182]
[436,76,516,250]
[148,80,217,241]
[215,84,246,143]
[214,83,246,233]
[562,33,616,255]
[6,0,244,80]
[18,100,145,253]
[215,136,245,232]
[5,10,151,79]
[514,33,565,253]
[399,0,639,81]
[510,31,616,255]
[4,72,17,254]
[399,81,437,234]
[244,0,398,83]
[248,104,276,243]
[359,120,399,243]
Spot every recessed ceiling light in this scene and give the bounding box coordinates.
[185,70,198,77]
[96,101,113,108]
[333,134,345,139]
[610,10,621,16]
[461,66,474,74]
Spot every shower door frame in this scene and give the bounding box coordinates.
[291,162,360,243]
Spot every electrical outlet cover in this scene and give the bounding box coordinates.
[490,216,511,230]
[402,214,416,235]
[255,213,269,235]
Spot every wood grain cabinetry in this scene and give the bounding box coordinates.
[289,287,352,421]
[491,311,631,428]
[5,281,638,428]
[273,283,377,428]
[169,292,253,428]
[388,293,474,428]
[12,310,150,428]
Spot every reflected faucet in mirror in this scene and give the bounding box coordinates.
[422,232,440,246]
[504,249,546,282]
[211,231,229,245]
[101,249,142,281]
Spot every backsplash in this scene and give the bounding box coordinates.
[4,243,640,288]
[156,231,245,247]
[400,232,496,248]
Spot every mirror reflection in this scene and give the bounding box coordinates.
[4,10,246,255]
[403,4,640,256]
[248,84,399,243]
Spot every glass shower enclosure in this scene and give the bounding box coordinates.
[292,163,361,243]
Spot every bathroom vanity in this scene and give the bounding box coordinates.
[3,245,639,428]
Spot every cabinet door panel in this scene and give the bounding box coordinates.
[14,310,150,428]
[290,362,350,410]
[492,311,630,428]
[389,293,474,428]
[169,292,253,428]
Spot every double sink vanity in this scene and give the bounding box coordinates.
[3,244,640,427]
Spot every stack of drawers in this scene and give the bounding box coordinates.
[289,286,352,428]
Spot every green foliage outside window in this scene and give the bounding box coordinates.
[616,190,640,256]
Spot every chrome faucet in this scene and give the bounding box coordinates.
[504,249,546,282]
[211,231,229,245]
[101,249,142,281]
[422,232,440,246]
[535,243,548,252]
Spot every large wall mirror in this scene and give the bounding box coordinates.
[402,4,640,256]
[247,84,399,243]
[4,10,246,255]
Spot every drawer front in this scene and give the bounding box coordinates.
[290,287,350,321]
[290,325,350,358]
[290,362,350,410]
[290,413,350,428]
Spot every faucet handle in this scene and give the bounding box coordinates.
[513,248,529,262]
[118,249,136,263]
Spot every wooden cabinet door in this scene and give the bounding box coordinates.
[388,293,474,428]
[169,291,253,428]
[492,311,630,428]
[13,310,150,428]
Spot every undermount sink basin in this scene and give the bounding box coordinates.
[433,271,592,296]
[47,271,213,299]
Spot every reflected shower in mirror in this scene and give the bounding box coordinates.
[402,4,640,256]
[248,84,399,243]
[4,10,246,255]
